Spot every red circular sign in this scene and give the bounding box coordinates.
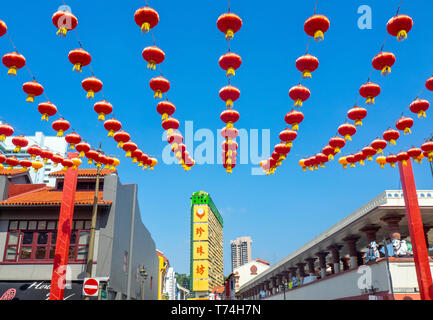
[83,278,99,296]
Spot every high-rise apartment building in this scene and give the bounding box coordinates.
[230,236,252,271]
[190,191,224,299]
[0,131,67,186]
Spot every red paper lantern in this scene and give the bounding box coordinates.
[338,123,357,141]
[359,82,381,105]
[217,13,242,40]
[382,129,400,145]
[31,160,44,172]
[355,151,367,165]
[421,141,433,161]
[409,99,429,118]
[52,10,78,37]
[168,132,184,150]
[156,101,176,121]
[387,15,413,41]
[149,76,170,99]
[173,143,187,158]
[295,54,319,78]
[12,136,28,153]
[284,110,304,131]
[68,49,92,73]
[23,159,35,171]
[347,106,367,126]
[396,151,410,166]
[372,52,396,76]
[329,136,346,153]
[407,147,422,161]
[304,14,330,41]
[81,77,103,99]
[62,158,74,171]
[289,85,310,106]
[40,150,53,164]
[123,141,138,157]
[371,139,388,154]
[220,109,240,128]
[131,149,143,163]
[322,145,336,160]
[219,85,240,107]
[386,154,398,168]
[2,52,26,76]
[113,130,130,148]
[0,20,7,37]
[162,117,180,134]
[279,129,297,147]
[219,52,242,77]
[22,81,44,103]
[0,124,14,141]
[6,157,19,169]
[27,145,42,160]
[52,118,70,137]
[85,149,99,164]
[37,102,57,121]
[65,132,82,149]
[142,46,165,70]
[52,154,63,167]
[104,118,122,137]
[316,153,329,167]
[274,143,291,161]
[75,141,90,158]
[426,77,433,92]
[362,146,377,161]
[94,100,113,121]
[139,153,149,167]
[134,7,159,33]
[395,116,414,135]
[148,157,158,170]
[346,154,357,168]
[221,127,239,140]
[0,154,6,170]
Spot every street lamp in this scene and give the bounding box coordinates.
[139,265,148,300]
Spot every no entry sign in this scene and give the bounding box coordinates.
[82,278,99,297]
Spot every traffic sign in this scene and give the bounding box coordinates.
[83,278,99,297]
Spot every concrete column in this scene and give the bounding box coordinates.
[343,235,360,269]
[296,262,307,284]
[381,214,404,240]
[305,257,316,276]
[341,257,350,271]
[327,244,343,274]
[359,225,381,242]
[315,251,329,279]
[424,225,433,248]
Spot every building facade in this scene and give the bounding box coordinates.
[0,131,67,186]
[190,191,224,299]
[156,250,169,300]
[237,190,433,300]
[164,266,176,300]
[230,236,253,271]
[0,168,159,300]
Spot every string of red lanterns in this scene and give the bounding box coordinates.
[51,5,157,170]
[261,4,331,175]
[133,3,195,171]
[300,3,413,171]
[0,18,119,172]
[217,4,242,174]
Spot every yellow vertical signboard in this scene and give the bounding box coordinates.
[192,223,208,241]
[193,242,209,260]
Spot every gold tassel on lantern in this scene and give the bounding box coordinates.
[227,67,235,77]
[314,30,324,42]
[381,66,391,76]
[26,95,35,103]
[226,29,234,40]
[141,22,150,33]
[404,128,411,135]
[397,30,407,41]
[73,63,83,73]
[56,28,67,38]
[8,66,17,76]
[87,90,95,99]
[98,113,106,121]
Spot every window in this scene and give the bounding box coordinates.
[4,219,91,263]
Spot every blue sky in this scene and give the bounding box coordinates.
[1,0,433,275]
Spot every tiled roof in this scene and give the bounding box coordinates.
[0,187,111,207]
[49,169,117,177]
[0,169,28,176]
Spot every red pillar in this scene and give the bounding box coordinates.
[49,152,79,300]
[398,159,433,300]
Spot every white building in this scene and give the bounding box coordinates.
[0,131,67,186]
[230,236,253,271]
[164,267,176,300]
[237,190,433,300]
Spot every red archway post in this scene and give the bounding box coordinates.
[398,158,433,300]
[49,152,79,300]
